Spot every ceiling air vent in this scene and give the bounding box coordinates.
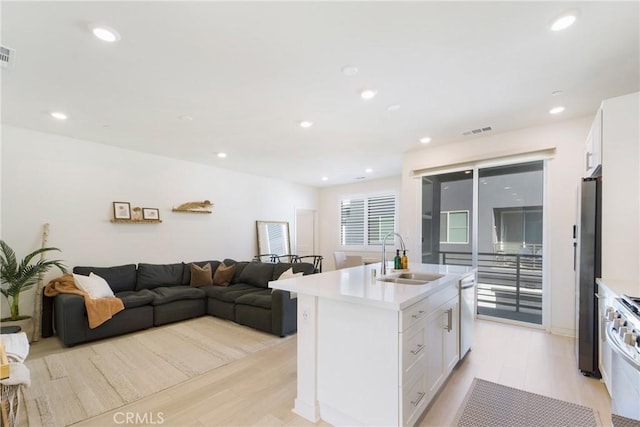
[462,126,492,136]
[1,45,16,69]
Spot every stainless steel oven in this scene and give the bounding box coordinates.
[607,295,640,424]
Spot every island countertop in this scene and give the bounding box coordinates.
[269,262,474,310]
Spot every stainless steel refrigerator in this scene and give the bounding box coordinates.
[574,176,602,378]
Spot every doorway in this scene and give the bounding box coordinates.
[421,161,545,325]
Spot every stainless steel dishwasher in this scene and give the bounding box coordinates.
[460,273,476,359]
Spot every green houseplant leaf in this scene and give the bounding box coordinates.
[0,240,67,321]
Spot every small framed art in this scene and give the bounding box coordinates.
[142,208,160,220]
[113,202,131,220]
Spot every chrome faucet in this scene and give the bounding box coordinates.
[381,232,406,275]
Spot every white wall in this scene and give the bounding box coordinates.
[319,175,402,270]
[401,116,592,336]
[1,125,318,316]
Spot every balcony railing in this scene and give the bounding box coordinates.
[440,250,543,324]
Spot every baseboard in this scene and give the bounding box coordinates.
[293,398,320,423]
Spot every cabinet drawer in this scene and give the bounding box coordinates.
[402,322,427,383]
[401,297,430,331]
[402,373,428,426]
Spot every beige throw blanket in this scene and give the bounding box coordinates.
[45,274,125,329]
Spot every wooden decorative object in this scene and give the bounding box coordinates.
[110,219,162,224]
[0,341,9,380]
[172,200,213,213]
[31,223,49,342]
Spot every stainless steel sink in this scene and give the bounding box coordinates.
[396,272,444,282]
[377,277,428,285]
[377,272,444,285]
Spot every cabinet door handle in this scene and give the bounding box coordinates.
[411,310,425,319]
[410,344,425,356]
[411,391,426,407]
[443,308,453,332]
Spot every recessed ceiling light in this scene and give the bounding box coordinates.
[342,66,359,76]
[464,170,472,174]
[299,120,313,128]
[217,152,227,158]
[50,112,68,120]
[360,89,377,100]
[550,11,578,32]
[365,168,373,173]
[551,90,563,96]
[549,106,565,114]
[178,115,193,121]
[91,25,121,42]
[321,176,329,181]
[387,104,401,112]
[419,137,431,144]
[504,186,512,190]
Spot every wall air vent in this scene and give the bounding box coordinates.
[462,126,492,136]
[0,45,15,69]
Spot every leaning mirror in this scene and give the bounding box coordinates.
[256,221,291,256]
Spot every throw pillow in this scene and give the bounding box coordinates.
[73,273,115,299]
[190,263,213,287]
[278,267,304,280]
[213,263,236,286]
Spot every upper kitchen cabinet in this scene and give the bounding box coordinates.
[585,107,603,177]
[600,91,640,288]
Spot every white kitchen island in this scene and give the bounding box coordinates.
[269,262,475,426]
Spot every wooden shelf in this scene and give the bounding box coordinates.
[171,209,212,214]
[110,219,162,224]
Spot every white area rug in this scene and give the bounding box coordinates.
[455,378,600,427]
[23,317,288,426]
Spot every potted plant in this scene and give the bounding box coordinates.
[0,240,66,324]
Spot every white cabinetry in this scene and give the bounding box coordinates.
[597,282,614,395]
[584,107,602,177]
[400,285,459,426]
[600,91,640,288]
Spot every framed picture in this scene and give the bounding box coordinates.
[113,202,131,220]
[142,208,160,220]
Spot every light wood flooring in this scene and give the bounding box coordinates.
[22,319,611,426]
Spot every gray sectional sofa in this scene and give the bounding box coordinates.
[43,259,315,347]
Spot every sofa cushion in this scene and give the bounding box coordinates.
[223,260,249,284]
[213,263,236,286]
[277,268,304,280]
[73,273,115,299]
[238,262,275,288]
[190,263,213,287]
[203,283,262,303]
[182,260,221,284]
[272,262,315,280]
[136,263,184,290]
[73,264,137,293]
[115,289,155,309]
[235,289,272,309]
[150,286,206,306]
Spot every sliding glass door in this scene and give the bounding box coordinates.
[422,161,544,325]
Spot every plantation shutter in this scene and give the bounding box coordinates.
[341,199,365,245]
[367,195,396,245]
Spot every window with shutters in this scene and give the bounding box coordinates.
[340,194,397,247]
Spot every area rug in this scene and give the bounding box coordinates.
[454,378,599,427]
[23,317,289,426]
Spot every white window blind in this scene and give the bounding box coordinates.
[341,194,396,247]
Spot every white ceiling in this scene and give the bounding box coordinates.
[2,1,639,187]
